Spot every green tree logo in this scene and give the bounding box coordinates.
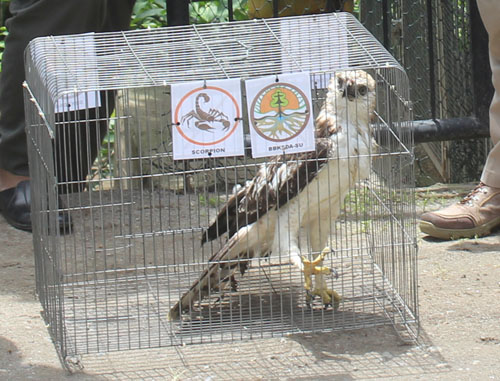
[270,89,289,111]
[251,83,310,142]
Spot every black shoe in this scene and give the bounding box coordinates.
[0,180,71,233]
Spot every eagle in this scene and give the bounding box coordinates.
[169,70,377,320]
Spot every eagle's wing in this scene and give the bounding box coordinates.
[202,137,334,244]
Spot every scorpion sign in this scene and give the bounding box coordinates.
[181,93,231,132]
[171,79,244,160]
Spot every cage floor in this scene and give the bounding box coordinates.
[60,252,416,356]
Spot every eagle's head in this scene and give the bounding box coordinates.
[334,70,376,105]
[316,70,376,136]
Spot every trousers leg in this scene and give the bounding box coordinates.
[0,0,107,176]
[52,1,136,191]
[478,0,500,187]
[0,0,136,178]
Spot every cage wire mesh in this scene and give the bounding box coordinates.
[24,12,418,366]
[360,0,490,184]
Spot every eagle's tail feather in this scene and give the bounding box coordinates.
[168,262,221,320]
[169,231,251,320]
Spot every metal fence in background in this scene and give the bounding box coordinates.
[360,0,492,184]
[165,0,493,184]
[167,0,354,25]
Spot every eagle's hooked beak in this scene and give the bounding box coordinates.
[341,81,356,101]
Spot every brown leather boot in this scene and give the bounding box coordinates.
[419,182,500,240]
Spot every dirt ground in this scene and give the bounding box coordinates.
[0,183,499,380]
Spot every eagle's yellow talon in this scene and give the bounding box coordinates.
[313,287,331,304]
[302,247,341,309]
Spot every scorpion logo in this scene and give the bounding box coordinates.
[181,93,231,132]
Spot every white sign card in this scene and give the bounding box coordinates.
[56,91,101,113]
[171,78,244,160]
[245,72,315,158]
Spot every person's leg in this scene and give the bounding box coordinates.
[419,0,500,240]
[479,0,500,188]
[53,1,136,192]
[102,0,136,32]
[0,0,136,230]
[0,0,109,184]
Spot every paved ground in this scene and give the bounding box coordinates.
[0,184,499,380]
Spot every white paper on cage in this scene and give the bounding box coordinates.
[32,32,101,112]
[171,78,244,160]
[279,16,349,89]
[245,72,315,159]
[55,91,101,113]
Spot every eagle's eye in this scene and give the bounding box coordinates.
[357,85,368,96]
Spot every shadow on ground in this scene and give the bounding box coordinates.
[0,337,98,381]
[73,325,449,380]
[448,240,500,253]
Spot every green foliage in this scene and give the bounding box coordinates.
[199,194,220,208]
[131,0,167,29]
[0,26,7,70]
[353,0,360,14]
[130,0,250,28]
[232,0,250,21]
[1,0,11,71]
[190,0,249,23]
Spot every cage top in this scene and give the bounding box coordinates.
[25,12,401,100]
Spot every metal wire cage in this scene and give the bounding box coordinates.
[24,12,418,367]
